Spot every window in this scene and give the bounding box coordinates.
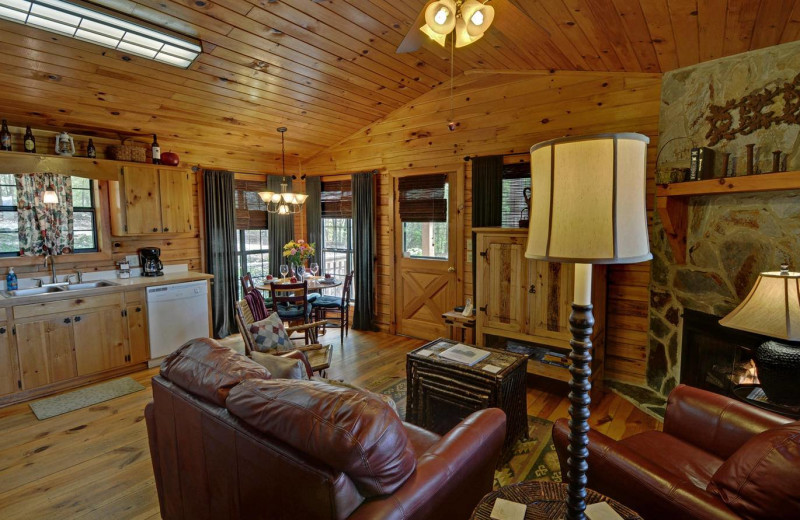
[234,179,270,299]
[501,162,531,228]
[0,174,98,256]
[398,174,448,260]
[320,180,353,298]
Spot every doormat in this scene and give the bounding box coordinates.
[29,377,145,420]
[368,377,561,486]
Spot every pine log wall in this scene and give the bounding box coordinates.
[0,125,286,280]
[304,71,661,386]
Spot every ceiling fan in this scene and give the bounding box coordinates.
[396,0,497,53]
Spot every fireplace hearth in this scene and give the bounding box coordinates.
[680,309,764,397]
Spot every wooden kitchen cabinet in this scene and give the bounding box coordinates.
[125,304,149,364]
[16,317,76,389]
[478,233,528,335]
[73,308,126,376]
[0,320,18,397]
[109,165,194,235]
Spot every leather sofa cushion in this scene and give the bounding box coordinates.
[708,420,800,519]
[160,338,271,406]
[620,431,723,490]
[226,378,417,498]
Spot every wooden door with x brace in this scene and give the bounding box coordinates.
[393,169,462,340]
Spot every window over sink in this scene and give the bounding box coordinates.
[0,174,98,257]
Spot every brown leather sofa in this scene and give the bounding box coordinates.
[145,338,507,520]
[553,384,800,520]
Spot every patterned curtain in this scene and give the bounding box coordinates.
[16,173,73,256]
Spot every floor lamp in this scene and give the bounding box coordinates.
[525,133,652,520]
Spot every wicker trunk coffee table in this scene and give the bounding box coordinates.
[406,338,528,460]
[470,481,642,520]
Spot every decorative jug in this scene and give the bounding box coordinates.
[55,132,75,156]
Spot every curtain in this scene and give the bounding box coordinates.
[351,172,376,331]
[305,176,321,265]
[16,173,73,256]
[267,176,295,277]
[471,155,504,288]
[203,169,238,338]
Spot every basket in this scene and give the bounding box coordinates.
[107,138,148,163]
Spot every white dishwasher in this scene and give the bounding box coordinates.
[146,280,210,361]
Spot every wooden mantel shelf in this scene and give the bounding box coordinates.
[0,150,184,181]
[656,170,800,264]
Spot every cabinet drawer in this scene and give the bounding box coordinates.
[14,293,124,320]
[124,289,145,305]
[0,308,7,322]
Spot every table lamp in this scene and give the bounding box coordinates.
[720,265,800,405]
[525,133,651,520]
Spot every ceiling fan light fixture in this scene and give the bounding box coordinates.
[460,0,494,37]
[455,17,482,48]
[420,23,447,47]
[424,0,456,34]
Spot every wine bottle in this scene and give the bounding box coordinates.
[87,138,96,158]
[0,120,11,151]
[23,125,35,153]
[151,134,160,165]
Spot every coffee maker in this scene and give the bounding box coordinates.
[139,247,164,277]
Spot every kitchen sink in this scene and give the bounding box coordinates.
[3,286,67,297]
[63,280,119,290]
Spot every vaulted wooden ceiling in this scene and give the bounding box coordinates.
[1,0,799,170]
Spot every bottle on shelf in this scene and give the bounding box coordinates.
[23,125,35,153]
[87,138,96,158]
[0,120,11,151]
[6,268,17,291]
[151,134,160,165]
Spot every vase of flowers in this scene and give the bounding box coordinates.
[283,239,315,269]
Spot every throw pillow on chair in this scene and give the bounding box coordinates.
[250,313,292,352]
[250,350,310,380]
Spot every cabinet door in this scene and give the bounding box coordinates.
[122,166,162,234]
[158,169,193,233]
[74,308,127,376]
[478,235,528,334]
[126,304,149,364]
[528,261,574,341]
[17,317,76,389]
[0,324,17,396]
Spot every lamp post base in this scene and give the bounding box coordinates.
[565,302,594,520]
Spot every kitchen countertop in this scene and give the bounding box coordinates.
[0,272,213,308]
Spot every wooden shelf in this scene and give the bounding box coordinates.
[656,170,800,264]
[0,150,185,181]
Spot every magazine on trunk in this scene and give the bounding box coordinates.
[440,343,490,366]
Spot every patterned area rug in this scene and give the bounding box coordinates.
[367,377,562,486]
[29,377,145,420]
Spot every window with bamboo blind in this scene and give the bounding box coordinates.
[234,179,269,297]
[398,174,449,259]
[320,179,354,295]
[321,179,352,218]
[501,162,531,228]
[234,180,268,230]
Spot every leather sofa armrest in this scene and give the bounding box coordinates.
[664,384,791,459]
[349,408,507,520]
[553,418,739,520]
[144,402,167,517]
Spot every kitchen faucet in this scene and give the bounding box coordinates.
[43,253,57,285]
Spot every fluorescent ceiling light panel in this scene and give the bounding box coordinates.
[0,0,201,68]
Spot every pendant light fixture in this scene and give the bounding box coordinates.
[259,127,308,215]
[419,0,494,48]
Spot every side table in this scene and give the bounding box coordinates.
[470,481,642,520]
[442,310,476,344]
[406,338,528,461]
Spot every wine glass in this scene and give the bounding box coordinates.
[310,262,319,277]
[279,264,288,280]
[296,264,305,280]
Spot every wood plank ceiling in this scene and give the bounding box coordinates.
[0,0,799,168]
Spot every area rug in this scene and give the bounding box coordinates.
[29,377,145,420]
[368,377,561,486]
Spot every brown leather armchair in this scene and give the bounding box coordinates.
[146,338,507,520]
[553,384,800,520]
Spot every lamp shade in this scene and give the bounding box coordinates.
[720,270,800,340]
[460,0,495,37]
[43,189,59,204]
[424,0,457,35]
[525,133,652,264]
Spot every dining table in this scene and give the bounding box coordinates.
[255,276,343,293]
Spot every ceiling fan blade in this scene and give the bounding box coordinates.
[396,2,432,54]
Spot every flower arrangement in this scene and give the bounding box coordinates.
[282,239,315,266]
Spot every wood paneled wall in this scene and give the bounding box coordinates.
[304,70,661,386]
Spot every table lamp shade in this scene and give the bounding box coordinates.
[720,271,800,340]
[525,133,652,264]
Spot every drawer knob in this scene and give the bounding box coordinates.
[74,316,82,322]
[153,227,158,232]
[529,284,536,294]
[0,327,5,334]
[136,307,142,312]
[163,227,169,232]
[64,318,71,324]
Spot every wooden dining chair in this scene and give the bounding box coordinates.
[270,280,317,343]
[240,272,256,295]
[311,271,353,345]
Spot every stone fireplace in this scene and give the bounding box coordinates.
[608,40,800,418]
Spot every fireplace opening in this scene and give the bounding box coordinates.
[680,309,763,397]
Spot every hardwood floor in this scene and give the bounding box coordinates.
[0,330,661,519]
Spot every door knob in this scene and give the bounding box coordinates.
[447,267,456,272]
